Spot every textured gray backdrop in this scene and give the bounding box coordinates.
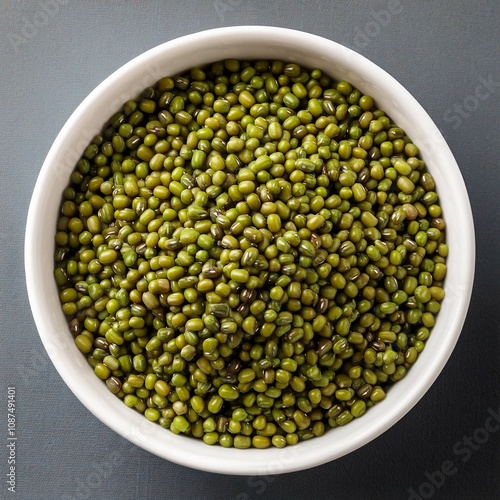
[1,1,499,499]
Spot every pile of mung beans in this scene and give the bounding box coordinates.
[54,59,447,449]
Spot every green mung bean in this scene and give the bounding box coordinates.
[55,58,447,449]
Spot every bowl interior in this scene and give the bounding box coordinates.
[25,26,474,475]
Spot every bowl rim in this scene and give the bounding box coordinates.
[25,25,475,475]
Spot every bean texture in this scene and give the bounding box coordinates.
[55,59,447,448]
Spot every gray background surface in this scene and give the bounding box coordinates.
[1,1,499,499]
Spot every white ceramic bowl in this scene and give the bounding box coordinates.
[25,26,475,475]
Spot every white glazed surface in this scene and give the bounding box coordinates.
[25,26,474,475]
